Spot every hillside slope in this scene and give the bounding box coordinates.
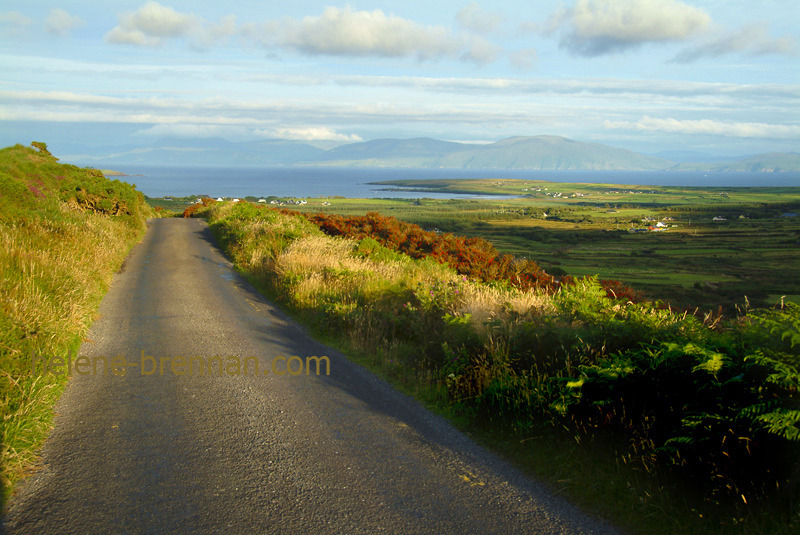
[715,152,800,172]
[0,142,153,503]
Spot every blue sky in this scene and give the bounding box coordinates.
[1,1,798,158]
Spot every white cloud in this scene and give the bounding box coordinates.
[271,6,497,63]
[255,127,363,142]
[673,22,799,62]
[45,8,85,36]
[547,0,711,55]
[195,14,238,48]
[461,36,501,64]
[308,74,800,105]
[104,4,497,63]
[277,7,455,58]
[105,1,211,46]
[456,3,504,34]
[0,88,528,129]
[133,123,362,142]
[134,123,245,138]
[508,48,538,70]
[4,83,797,148]
[605,116,800,139]
[0,11,34,35]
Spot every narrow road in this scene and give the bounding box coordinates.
[5,218,616,534]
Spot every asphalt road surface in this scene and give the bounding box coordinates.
[4,218,617,534]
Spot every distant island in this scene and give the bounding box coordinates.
[59,135,800,172]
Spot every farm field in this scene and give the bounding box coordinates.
[148,178,800,310]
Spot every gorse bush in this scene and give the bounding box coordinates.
[182,196,216,218]
[274,209,562,292]
[296,209,646,300]
[195,200,799,530]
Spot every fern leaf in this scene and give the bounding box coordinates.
[737,400,780,419]
[755,409,800,441]
[692,352,726,375]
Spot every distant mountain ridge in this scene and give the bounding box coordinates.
[671,153,800,173]
[53,135,800,172]
[436,136,672,170]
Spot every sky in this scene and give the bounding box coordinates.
[0,0,798,158]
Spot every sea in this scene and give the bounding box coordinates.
[105,165,800,199]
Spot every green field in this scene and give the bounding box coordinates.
[148,178,800,311]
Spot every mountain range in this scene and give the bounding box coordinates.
[55,135,800,172]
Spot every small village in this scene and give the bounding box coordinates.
[628,216,678,233]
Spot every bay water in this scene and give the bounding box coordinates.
[107,165,800,198]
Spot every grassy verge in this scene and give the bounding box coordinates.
[0,143,153,507]
[194,199,799,534]
[221,187,800,311]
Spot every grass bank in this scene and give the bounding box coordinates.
[235,183,800,311]
[194,199,799,534]
[0,143,153,506]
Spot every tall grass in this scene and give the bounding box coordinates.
[0,143,152,505]
[197,200,799,534]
